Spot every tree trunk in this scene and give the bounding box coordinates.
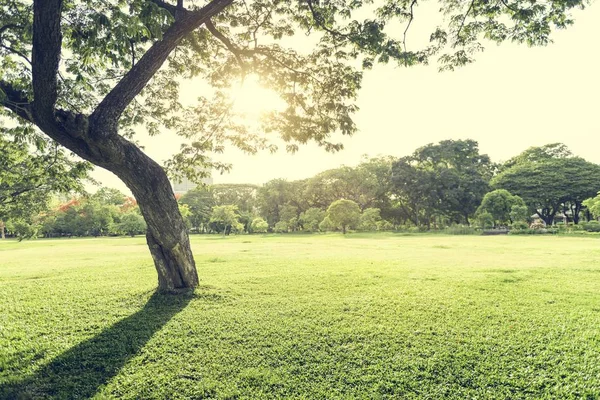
[29,118,199,292]
[573,202,581,224]
[109,140,199,292]
[0,221,5,239]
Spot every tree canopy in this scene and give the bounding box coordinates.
[493,155,600,225]
[391,139,492,227]
[0,133,90,237]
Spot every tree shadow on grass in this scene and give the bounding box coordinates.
[1,292,193,399]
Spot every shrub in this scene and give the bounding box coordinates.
[475,212,494,229]
[116,213,147,237]
[250,218,269,233]
[358,208,382,231]
[511,221,529,230]
[509,228,559,235]
[274,221,289,233]
[443,226,480,235]
[582,221,600,232]
[377,220,394,231]
[319,217,337,232]
[300,208,326,232]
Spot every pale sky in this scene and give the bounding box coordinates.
[91,3,600,193]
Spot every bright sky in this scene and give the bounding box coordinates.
[91,3,600,193]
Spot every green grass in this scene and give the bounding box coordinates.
[1,234,600,399]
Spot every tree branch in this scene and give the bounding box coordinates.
[147,0,185,17]
[403,0,417,51]
[0,81,34,122]
[455,0,476,45]
[0,43,32,66]
[89,0,233,138]
[306,0,348,39]
[205,20,245,71]
[0,24,22,37]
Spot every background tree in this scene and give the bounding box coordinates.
[583,193,600,221]
[327,199,361,234]
[392,140,492,226]
[0,0,587,290]
[493,156,600,225]
[179,187,216,233]
[250,217,268,233]
[501,143,573,171]
[257,179,304,227]
[0,133,90,238]
[475,189,526,228]
[117,212,147,237]
[299,208,326,232]
[359,208,382,231]
[209,205,242,235]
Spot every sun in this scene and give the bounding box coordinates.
[230,74,284,118]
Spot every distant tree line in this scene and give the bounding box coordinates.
[3,140,600,238]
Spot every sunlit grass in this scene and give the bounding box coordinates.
[1,234,599,398]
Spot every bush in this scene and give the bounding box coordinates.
[273,221,289,233]
[443,226,480,235]
[116,213,146,237]
[377,220,394,231]
[319,217,337,232]
[250,218,269,233]
[511,221,529,230]
[582,221,600,232]
[475,212,494,229]
[358,208,382,231]
[509,228,559,235]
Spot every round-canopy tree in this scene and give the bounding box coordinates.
[327,199,360,234]
[492,157,600,225]
[0,0,588,291]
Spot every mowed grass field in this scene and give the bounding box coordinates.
[1,234,600,399]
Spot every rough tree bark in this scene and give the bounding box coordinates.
[0,0,232,292]
[0,221,5,239]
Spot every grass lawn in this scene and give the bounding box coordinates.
[1,233,599,399]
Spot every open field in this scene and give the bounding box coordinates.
[1,234,599,399]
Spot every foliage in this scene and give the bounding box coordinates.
[326,199,360,234]
[209,205,243,235]
[441,226,480,235]
[299,207,326,232]
[0,133,91,232]
[581,221,600,233]
[250,217,268,233]
[508,228,559,235]
[391,139,493,227]
[493,155,600,225]
[583,193,600,219]
[476,189,527,227]
[509,204,530,225]
[273,221,289,233]
[358,208,382,231]
[502,143,573,171]
[318,216,336,232]
[116,213,147,237]
[179,187,216,233]
[511,221,529,230]
[475,212,494,229]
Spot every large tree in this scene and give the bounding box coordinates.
[492,157,600,225]
[0,0,587,290]
[391,139,492,227]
